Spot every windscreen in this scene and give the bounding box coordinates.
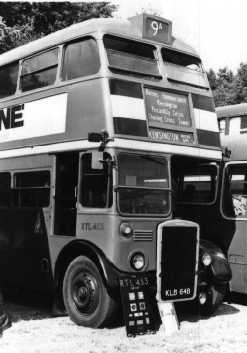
[117,153,170,215]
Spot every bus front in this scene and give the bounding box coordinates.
[72,14,222,327]
[99,14,224,317]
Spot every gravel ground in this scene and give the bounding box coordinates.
[0,300,246,353]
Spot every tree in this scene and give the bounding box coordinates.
[207,68,217,90]
[233,63,247,103]
[207,67,237,106]
[0,16,33,53]
[0,2,117,53]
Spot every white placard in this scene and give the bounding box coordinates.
[0,93,67,143]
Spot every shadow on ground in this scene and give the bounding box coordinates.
[3,289,53,323]
[175,302,240,323]
[229,292,247,306]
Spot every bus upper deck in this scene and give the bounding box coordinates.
[0,14,221,161]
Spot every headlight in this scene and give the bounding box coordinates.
[130,252,145,271]
[199,292,207,305]
[120,223,133,238]
[202,253,212,266]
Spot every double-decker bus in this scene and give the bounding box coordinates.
[217,103,247,296]
[0,13,227,327]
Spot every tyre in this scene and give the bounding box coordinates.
[63,255,116,327]
[198,284,226,316]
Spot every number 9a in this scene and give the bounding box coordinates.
[151,20,162,36]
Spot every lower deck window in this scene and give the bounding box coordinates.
[13,171,50,207]
[0,172,11,207]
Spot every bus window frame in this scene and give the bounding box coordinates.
[0,34,102,102]
[77,150,114,213]
[20,47,60,93]
[61,36,101,83]
[116,151,171,218]
[0,171,12,208]
[102,33,162,80]
[143,86,197,141]
[176,163,219,206]
[221,161,247,221]
[12,168,52,209]
[0,61,20,99]
[161,47,204,73]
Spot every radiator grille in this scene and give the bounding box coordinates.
[159,226,198,302]
[133,230,153,241]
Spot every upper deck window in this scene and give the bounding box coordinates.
[62,37,100,81]
[0,62,19,98]
[103,35,160,79]
[20,48,58,92]
[162,48,203,72]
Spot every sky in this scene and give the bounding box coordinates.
[107,0,247,72]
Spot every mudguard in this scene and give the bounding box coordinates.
[200,239,232,284]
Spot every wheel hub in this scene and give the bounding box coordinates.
[72,273,98,313]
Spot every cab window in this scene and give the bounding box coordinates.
[80,153,112,208]
[117,153,170,215]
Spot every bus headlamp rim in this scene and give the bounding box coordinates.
[119,222,133,238]
[202,253,212,266]
[130,252,145,271]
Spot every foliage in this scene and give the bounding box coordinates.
[207,64,247,107]
[0,2,117,53]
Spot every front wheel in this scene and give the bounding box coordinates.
[63,256,116,327]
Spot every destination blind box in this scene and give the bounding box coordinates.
[129,14,173,45]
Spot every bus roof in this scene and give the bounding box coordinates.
[0,16,198,67]
[216,103,247,119]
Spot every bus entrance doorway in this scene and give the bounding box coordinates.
[54,152,79,236]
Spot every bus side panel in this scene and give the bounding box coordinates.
[0,154,54,293]
[66,79,110,140]
[0,79,109,152]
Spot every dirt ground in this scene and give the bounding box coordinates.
[0,297,247,353]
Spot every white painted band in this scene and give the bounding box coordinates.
[111,95,146,120]
[194,108,219,132]
[0,138,222,160]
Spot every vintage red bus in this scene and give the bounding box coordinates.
[0,13,227,327]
